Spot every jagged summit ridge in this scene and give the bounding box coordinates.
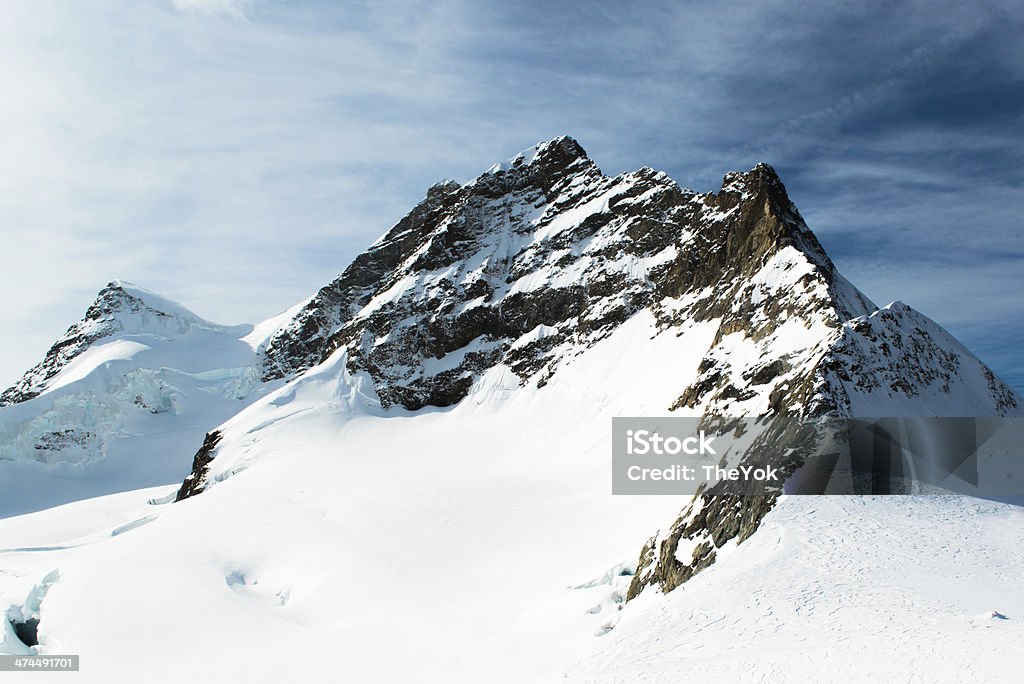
[257,135,870,413]
[483,135,590,175]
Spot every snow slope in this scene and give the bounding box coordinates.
[559,495,1024,683]
[0,282,291,517]
[1,310,1021,682]
[0,312,704,682]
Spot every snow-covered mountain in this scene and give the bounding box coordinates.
[1,137,1021,681]
[0,281,297,516]
[254,136,1014,420]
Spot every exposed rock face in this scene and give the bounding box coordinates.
[175,431,224,501]
[256,137,877,412]
[626,417,818,600]
[32,428,96,454]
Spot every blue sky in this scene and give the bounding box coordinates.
[1,0,1022,390]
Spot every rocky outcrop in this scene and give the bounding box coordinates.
[626,416,825,599]
[175,431,224,501]
[627,306,1023,600]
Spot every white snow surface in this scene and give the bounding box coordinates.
[1,308,1022,682]
[558,495,1024,683]
[0,311,700,681]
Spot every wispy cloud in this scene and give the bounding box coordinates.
[168,0,253,19]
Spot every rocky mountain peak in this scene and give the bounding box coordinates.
[711,162,803,238]
[84,280,214,327]
[475,135,599,196]
[87,281,146,318]
[256,138,881,413]
[425,179,462,202]
[484,135,591,175]
[721,161,785,194]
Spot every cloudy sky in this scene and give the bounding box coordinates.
[1,0,1022,391]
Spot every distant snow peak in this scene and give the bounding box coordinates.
[0,281,215,407]
[0,281,279,514]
